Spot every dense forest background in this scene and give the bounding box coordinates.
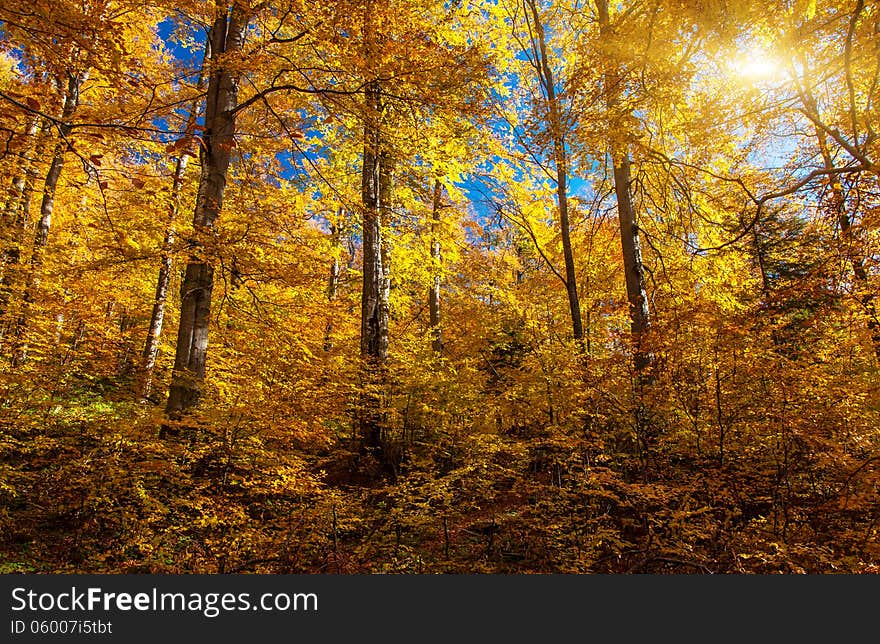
[0,0,878,574]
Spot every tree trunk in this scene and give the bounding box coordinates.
[11,73,84,366]
[164,5,249,424]
[611,152,652,375]
[141,155,187,399]
[526,0,584,343]
[141,45,209,400]
[596,0,653,379]
[0,116,39,237]
[360,79,390,365]
[323,213,342,352]
[428,179,443,353]
[0,117,43,349]
[359,74,391,450]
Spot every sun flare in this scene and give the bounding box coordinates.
[729,50,784,82]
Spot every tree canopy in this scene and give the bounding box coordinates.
[0,0,877,574]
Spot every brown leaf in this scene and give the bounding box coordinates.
[166,138,185,153]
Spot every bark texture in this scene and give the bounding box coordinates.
[428,179,443,354]
[0,117,42,349]
[359,74,392,451]
[165,5,249,422]
[360,78,390,366]
[12,73,83,365]
[140,154,187,399]
[597,0,653,379]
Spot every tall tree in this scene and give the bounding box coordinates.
[323,211,344,352]
[358,74,392,449]
[359,79,391,367]
[164,2,253,424]
[0,116,43,349]
[11,71,85,365]
[523,0,584,343]
[140,45,209,399]
[596,0,653,378]
[428,179,443,353]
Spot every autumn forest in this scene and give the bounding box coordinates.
[0,0,878,574]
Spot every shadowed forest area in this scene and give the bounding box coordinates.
[0,0,878,574]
